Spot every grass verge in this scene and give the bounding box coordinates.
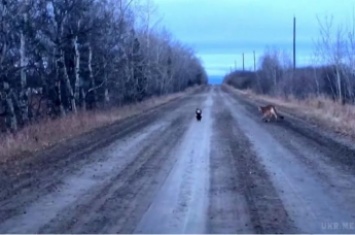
[0,87,200,163]
[224,84,355,140]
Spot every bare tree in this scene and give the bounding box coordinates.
[0,0,207,133]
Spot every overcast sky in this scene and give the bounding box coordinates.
[152,0,355,80]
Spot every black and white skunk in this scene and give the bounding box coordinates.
[195,108,202,121]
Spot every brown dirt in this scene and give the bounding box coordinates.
[0,85,355,234]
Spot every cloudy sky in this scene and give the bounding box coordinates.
[152,0,355,81]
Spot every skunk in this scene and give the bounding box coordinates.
[195,108,202,121]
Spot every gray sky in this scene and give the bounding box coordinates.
[152,0,355,78]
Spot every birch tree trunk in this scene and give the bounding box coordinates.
[61,48,77,113]
[336,66,343,103]
[56,13,76,113]
[104,70,110,105]
[73,34,80,108]
[3,82,17,132]
[73,19,82,110]
[88,44,97,107]
[19,0,29,124]
[57,81,66,117]
[313,67,320,96]
[54,47,66,117]
[81,88,86,110]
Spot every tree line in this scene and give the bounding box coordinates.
[224,15,355,104]
[0,0,207,132]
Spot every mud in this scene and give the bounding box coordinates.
[0,86,355,234]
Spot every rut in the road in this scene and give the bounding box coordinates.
[222,87,355,234]
[0,88,208,234]
[210,92,298,234]
[38,115,191,234]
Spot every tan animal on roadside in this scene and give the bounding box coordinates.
[258,104,284,122]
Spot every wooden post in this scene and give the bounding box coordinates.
[242,53,245,71]
[253,51,256,72]
[293,16,296,70]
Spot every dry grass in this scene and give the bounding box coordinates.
[0,87,198,162]
[225,85,355,139]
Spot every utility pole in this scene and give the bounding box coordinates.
[242,53,245,71]
[253,51,256,72]
[293,16,296,70]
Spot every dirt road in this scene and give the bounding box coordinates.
[1,86,355,233]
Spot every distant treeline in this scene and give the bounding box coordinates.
[0,0,208,132]
[224,64,355,103]
[224,15,355,104]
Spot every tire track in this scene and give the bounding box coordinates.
[0,89,200,206]
[213,90,298,233]
[133,90,214,234]
[207,100,253,233]
[221,87,355,234]
[0,89,206,233]
[36,113,192,233]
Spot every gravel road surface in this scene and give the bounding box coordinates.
[1,86,355,234]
